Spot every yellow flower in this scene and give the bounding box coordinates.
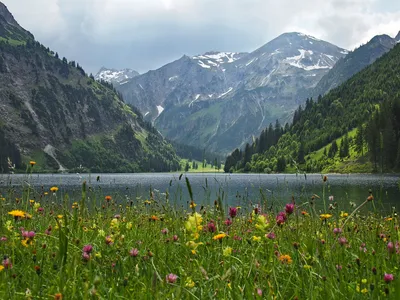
[29,200,35,204]
[8,210,27,218]
[95,252,102,258]
[186,240,203,249]
[340,211,349,218]
[361,288,368,294]
[144,200,152,205]
[303,265,312,269]
[223,246,232,257]
[33,202,40,209]
[72,202,78,209]
[213,233,227,240]
[320,214,333,220]
[278,254,293,264]
[255,214,269,231]
[57,215,63,219]
[5,220,13,231]
[385,217,393,221]
[0,265,4,272]
[150,215,159,221]
[50,186,59,192]
[227,282,232,289]
[361,279,367,284]
[185,213,203,232]
[21,239,29,247]
[126,222,133,230]
[191,249,197,255]
[190,201,197,208]
[185,278,195,288]
[252,236,261,242]
[82,227,88,232]
[110,218,119,229]
[0,197,5,201]
[29,161,36,166]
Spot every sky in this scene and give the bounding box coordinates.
[3,0,400,74]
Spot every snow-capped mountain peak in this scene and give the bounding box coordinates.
[192,51,247,69]
[95,67,139,84]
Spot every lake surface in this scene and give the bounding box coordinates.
[1,173,399,213]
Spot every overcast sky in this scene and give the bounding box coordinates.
[3,0,400,74]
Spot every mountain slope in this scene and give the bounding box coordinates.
[117,32,347,154]
[225,42,400,173]
[0,2,180,173]
[313,33,399,97]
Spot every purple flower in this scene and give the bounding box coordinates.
[338,237,347,246]
[387,241,395,254]
[27,231,35,239]
[285,203,294,215]
[166,273,178,283]
[207,221,216,232]
[82,252,90,261]
[2,258,12,269]
[229,207,237,218]
[276,212,287,225]
[0,237,7,242]
[333,228,342,235]
[224,218,233,226]
[22,231,29,238]
[113,214,121,219]
[129,248,139,257]
[257,288,262,296]
[173,235,179,242]
[266,232,276,240]
[161,228,169,235]
[336,265,342,271]
[384,273,394,283]
[83,244,93,254]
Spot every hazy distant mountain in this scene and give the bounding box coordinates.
[114,32,347,154]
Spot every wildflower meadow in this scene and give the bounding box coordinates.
[0,169,400,299]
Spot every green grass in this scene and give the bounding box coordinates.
[0,176,399,299]
[180,159,224,173]
[0,37,26,46]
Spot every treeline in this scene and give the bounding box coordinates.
[170,140,225,164]
[224,43,400,173]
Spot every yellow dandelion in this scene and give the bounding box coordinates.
[340,211,349,218]
[385,217,393,221]
[190,201,197,208]
[0,197,5,201]
[213,233,227,240]
[0,265,4,272]
[50,187,58,192]
[278,254,293,264]
[21,239,29,247]
[8,210,26,218]
[150,215,159,221]
[252,236,261,242]
[29,200,35,204]
[29,161,36,166]
[144,200,151,205]
[57,215,63,219]
[320,214,332,220]
[191,249,197,255]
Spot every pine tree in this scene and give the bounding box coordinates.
[355,124,364,155]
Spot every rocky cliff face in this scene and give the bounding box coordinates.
[0,2,180,173]
[116,32,347,154]
[95,67,140,85]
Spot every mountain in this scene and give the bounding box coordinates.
[116,32,347,154]
[313,32,400,97]
[95,67,139,85]
[0,2,180,173]
[225,42,400,173]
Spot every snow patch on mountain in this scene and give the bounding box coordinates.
[285,49,335,71]
[157,105,164,115]
[218,87,233,98]
[192,52,246,69]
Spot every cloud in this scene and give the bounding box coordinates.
[2,0,400,73]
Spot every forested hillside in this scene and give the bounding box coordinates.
[225,43,400,173]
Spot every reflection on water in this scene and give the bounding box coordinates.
[0,173,399,213]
